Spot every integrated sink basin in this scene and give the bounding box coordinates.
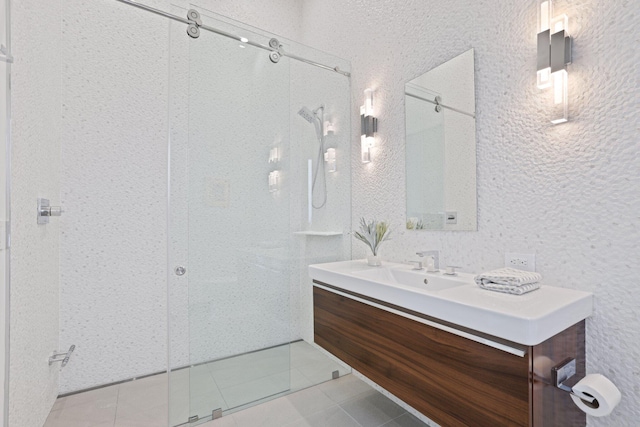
[309,260,593,346]
[352,266,468,292]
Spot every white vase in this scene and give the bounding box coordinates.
[367,255,381,266]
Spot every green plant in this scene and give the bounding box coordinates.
[353,217,392,256]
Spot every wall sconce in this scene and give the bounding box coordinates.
[268,147,279,163]
[536,0,571,124]
[268,170,279,192]
[360,88,377,163]
[324,148,337,173]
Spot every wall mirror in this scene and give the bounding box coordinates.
[405,49,477,231]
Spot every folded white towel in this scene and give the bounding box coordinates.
[477,281,541,295]
[474,268,542,295]
[474,267,542,286]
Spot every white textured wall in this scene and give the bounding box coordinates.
[9,0,62,425]
[300,0,640,426]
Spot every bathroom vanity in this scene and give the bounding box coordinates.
[309,261,593,427]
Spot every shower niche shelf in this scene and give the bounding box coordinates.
[293,231,343,237]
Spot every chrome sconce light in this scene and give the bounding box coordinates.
[536,0,572,124]
[360,89,377,163]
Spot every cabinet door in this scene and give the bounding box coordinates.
[314,286,531,427]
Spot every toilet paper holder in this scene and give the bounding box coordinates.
[552,358,597,406]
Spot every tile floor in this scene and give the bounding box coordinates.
[45,341,425,427]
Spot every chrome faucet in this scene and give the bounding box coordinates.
[416,250,439,272]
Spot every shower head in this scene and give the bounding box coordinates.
[298,107,315,123]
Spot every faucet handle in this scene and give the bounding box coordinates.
[444,266,462,275]
[408,260,423,270]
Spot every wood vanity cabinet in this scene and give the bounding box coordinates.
[313,283,586,427]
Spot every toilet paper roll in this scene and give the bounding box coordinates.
[570,374,621,417]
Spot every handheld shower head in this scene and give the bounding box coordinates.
[298,107,315,123]
[298,104,328,212]
[298,104,325,142]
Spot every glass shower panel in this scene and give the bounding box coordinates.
[169,8,292,426]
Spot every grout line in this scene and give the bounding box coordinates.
[281,403,342,427]
[340,405,365,427]
[111,386,120,427]
[337,388,377,406]
[208,351,291,390]
[208,370,230,411]
[379,411,410,427]
[291,365,315,387]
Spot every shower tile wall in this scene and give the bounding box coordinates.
[9,0,63,425]
[299,1,640,426]
[58,0,170,393]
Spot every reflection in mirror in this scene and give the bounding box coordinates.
[405,49,477,231]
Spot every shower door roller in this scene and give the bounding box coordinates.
[174,266,186,276]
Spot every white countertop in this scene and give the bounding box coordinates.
[309,260,593,346]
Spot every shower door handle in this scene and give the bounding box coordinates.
[174,266,186,276]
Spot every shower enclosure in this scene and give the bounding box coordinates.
[56,2,351,426]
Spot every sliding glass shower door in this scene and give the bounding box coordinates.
[168,8,293,426]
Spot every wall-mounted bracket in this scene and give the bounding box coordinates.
[186,9,202,39]
[49,345,75,367]
[537,29,571,74]
[433,95,443,113]
[37,198,63,224]
[552,358,596,405]
[360,114,377,138]
[268,38,282,63]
